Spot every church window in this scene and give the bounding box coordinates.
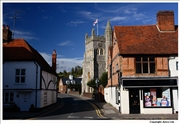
[97,49,99,55]
[100,49,103,55]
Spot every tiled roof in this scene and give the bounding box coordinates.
[114,25,178,55]
[3,39,57,76]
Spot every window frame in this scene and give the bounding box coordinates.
[136,57,155,74]
[4,92,14,103]
[15,69,26,84]
[143,87,171,108]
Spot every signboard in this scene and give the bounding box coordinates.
[123,79,177,87]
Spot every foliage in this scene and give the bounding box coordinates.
[58,65,82,78]
[87,78,97,89]
[99,72,108,87]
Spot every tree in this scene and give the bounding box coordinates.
[99,72,108,87]
[87,78,96,90]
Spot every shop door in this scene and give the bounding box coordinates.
[129,88,140,114]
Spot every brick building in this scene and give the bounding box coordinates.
[105,10,178,114]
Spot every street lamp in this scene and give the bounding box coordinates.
[95,78,99,93]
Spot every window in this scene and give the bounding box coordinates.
[176,61,178,70]
[100,49,103,55]
[15,69,26,83]
[44,92,47,104]
[116,64,118,72]
[97,49,99,55]
[136,57,155,74]
[144,88,171,107]
[116,88,119,104]
[4,93,14,102]
[51,91,54,102]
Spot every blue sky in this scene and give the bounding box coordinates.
[2,1,178,73]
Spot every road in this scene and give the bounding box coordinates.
[32,93,110,120]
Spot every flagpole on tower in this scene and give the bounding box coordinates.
[93,19,98,36]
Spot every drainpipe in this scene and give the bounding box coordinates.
[34,61,38,109]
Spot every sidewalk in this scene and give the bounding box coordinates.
[73,93,178,120]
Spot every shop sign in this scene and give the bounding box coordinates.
[123,79,177,87]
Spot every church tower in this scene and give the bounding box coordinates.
[105,20,113,71]
[82,20,112,93]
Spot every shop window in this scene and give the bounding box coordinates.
[136,57,155,74]
[144,88,171,108]
[15,69,26,83]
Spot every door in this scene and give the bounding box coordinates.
[129,88,140,114]
[20,93,30,111]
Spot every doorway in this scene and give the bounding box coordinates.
[129,88,140,114]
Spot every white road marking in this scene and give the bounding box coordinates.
[68,116,80,118]
[84,116,94,119]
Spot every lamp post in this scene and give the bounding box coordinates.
[95,78,99,93]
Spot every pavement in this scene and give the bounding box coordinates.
[2,93,178,120]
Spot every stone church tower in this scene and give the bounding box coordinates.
[82,20,112,93]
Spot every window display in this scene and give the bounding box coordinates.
[144,88,171,107]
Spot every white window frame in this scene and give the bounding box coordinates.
[15,69,26,83]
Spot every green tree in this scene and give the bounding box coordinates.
[87,78,96,90]
[99,72,108,87]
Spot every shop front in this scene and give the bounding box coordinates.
[121,78,177,114]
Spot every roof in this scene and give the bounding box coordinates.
[3,39,57,76]
[114,25,178,55]
[61,77,82,85]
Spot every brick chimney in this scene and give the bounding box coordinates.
[52,49,57,72]
[156,10,175,31]
[3,25,12,42]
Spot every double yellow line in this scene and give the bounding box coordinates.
[85,100,106,118]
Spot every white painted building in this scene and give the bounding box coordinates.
[3,25,58,111]
[169,56,178,113]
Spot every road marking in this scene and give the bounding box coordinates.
[84,116,94,119]
[68,116,80,118]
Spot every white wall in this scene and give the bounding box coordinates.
[104,87,119,110]
[41,70,57,89]
[172,88,178,113]
[3,61,39,89]
[120,86,129,114]
[169,57,178,77]
[3,61,57,110]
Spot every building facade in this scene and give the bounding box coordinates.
[3,25,58,111]
[82,20,112,93]
[105,10,178,114]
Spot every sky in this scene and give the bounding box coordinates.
[1,1,178,73]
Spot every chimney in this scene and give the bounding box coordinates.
[156,10,175,31]
[3,25,12,42]
[52,49,57,72]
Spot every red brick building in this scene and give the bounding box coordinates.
[105,10,178,114]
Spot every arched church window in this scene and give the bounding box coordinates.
[97,49,99,55]
[100,49,103,55]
